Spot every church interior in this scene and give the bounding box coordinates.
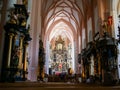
[0,0,120,86]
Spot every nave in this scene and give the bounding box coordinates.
[0,0,120,87]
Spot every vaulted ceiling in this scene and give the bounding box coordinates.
[42,0,92,49]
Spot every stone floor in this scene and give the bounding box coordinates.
[0,82,120,90]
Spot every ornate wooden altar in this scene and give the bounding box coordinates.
[50,36,72,74]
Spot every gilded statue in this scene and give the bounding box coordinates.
[7,9,17,24]
[7,7,27,27]
[22,0,28,7]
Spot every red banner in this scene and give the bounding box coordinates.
[108,16,113,26]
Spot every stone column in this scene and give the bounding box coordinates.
[45,39,49,74]
[28,0,41,81]
[72,40,75,73]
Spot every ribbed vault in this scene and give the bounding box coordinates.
[42,0,85,73]
[43,0,85,46]
[42,0,91,74]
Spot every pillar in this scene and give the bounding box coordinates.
[28,0,41,81]
[72,40,75,73]
[7,33,14,68]
[45,39,49,74]
[18,35,24,69]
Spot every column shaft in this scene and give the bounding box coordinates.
[7,33,14,68]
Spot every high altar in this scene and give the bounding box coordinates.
[50,36,72,74]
